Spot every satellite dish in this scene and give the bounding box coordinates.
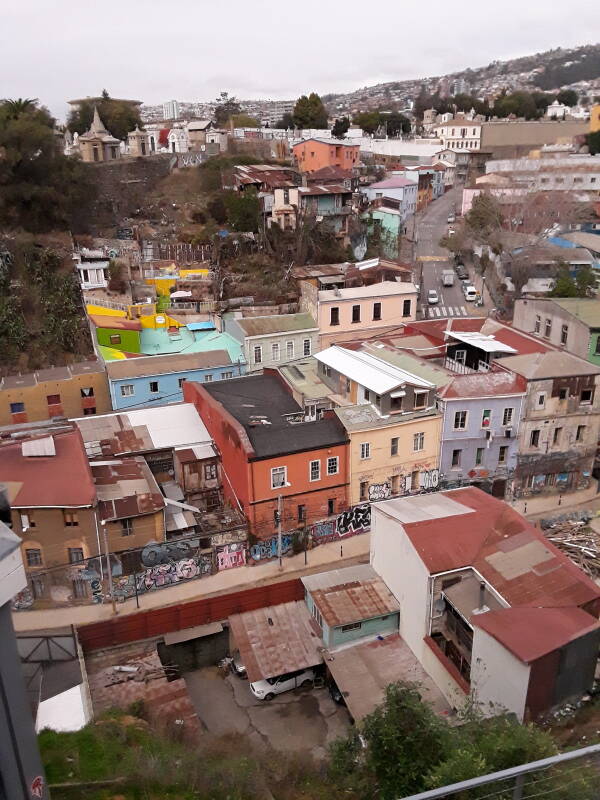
[155,315,166,324]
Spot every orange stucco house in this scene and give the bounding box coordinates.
[293,138,360,173]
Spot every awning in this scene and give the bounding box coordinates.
[164,622,223,646]
[390,390,406,398]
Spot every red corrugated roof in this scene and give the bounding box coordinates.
[0,427,96,508]
[402,488,600,609]
[441,371,527,399]
[472,607,600,663]
[484,325,551,356]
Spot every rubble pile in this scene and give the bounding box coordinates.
[543,520,600,579]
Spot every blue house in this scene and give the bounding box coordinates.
[302,564,399,649]
[106,350,246,410]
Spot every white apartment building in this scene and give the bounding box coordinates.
[433,117,483,151]
[484,154,600,196]
[163,100,180,120]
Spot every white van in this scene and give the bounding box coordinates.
[463,285,478,302]
[250,667,316,700]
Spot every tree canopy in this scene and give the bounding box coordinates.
[273,112,294,130]
[230,113,260,128]
[67,91,142,140]
[214,92,241,127]
[556,89,579,107]
[465,193,504,241]
[0,98,94,232]
[331,116,350,138]
[292,93,328,129]
[550,265,597,298]
[587,131,600,156]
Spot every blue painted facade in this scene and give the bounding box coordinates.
[305,589,399,648]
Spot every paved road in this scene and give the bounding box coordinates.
[415,187,478,319]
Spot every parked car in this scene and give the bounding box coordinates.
[463,285,478,302]
[447,214,456,224]
[250,667,316,701]
[231,650,247,678]
[456,265,468,280]
[427,289,439,304]
[447,228,455,237]
[328,681,346,706]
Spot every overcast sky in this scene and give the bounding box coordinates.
[3,1,599,121]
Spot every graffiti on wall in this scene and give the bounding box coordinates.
[368,483,391,502]
[419,469,440,491]
[12,587,33,611]
[217,543,246,570]
[114,553,213,599]
[336,504,371,536]
[249,534,293,562]
[141,540,193,567]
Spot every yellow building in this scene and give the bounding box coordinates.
[590,105,600,134]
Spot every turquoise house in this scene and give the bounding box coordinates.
[302,565,399,649]
[364,207,404,259]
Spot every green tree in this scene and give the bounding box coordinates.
[292,93,328,129]
[331,116,350,138]
[354,111,382,135]
[575,265,597,296]
[0,98,95,232]
[213,92,241,127]
[274,112,294,129]
[587,130,600,155]
[230,113,260,128]
[223,189,260,232]
[465,193,504,240]
[67,94,142,140]
[386,111,411,136]
[556,89,579,107]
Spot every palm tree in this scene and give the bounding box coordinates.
[1,98,38,118]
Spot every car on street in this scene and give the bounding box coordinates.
[250,667,316,700]
[427,289,439,304]
[447,228,455,237]
[463,285,478,302]
[447,214,456,223]
[456,265,468,280]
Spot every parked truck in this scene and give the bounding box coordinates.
[442,270,455,287]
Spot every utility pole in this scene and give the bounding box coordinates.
[101,521,118,615]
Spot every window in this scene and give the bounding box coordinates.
[312,604,323,628]
[204,462,218,480]
[309,460,321,481]
[253,345,262,364]
[451,449,461,467]
[402,298,412,317]
[413,432,425,452]
[121,518,134,536]
[330,307,340,326]
[360,481,368,501]
[110,334,122,345]
[360,442,371,459]
[31,576,44,599]
[63,511,79,527]
[454,410,467,429]
[20,512,34,530]
[222,371,234,379]
[559,387,568,400]
[352,305,361,323]
[47,394,61,406]
[553,427,562,445]
[68,547,84,564]
[178,378,186,388]
[537,393,546,408]
[327,498,335,516]
[530,429,540,447]
[580,389,593,405]
[297,504,306,522]
[327,456,339,475]
[120,384,134,397]
[341,622,362,632]
[149,381,159,393]
[26,548,42,567]
[544,318,552,338]
[475,447,484,466]
[390,437,399,456]
[576,424,586,442]
[204,374,213,382]
[373,302,382,321]
[286,341,294,360]
[391,395,403,412]
[303,339,311,356]
[72,579,88,599]
[10,402,25,414]
[80,387,94,398]
[534,315,541,334]
[560,324,569,345]
[271,466,287,489]
[271,342,280,361]
[414,391,427,410]
[481,409,491,428]
[502,407,514,426]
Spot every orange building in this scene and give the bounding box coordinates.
[184,374,349,539]
[293,138,360,174]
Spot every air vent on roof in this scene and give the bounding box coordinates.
[21,436,56,457]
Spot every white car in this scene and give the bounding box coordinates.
[250,667,316,701]
[427,289,439,304]
[463,285,478,302]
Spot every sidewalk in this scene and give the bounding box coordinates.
[12,533,371,633]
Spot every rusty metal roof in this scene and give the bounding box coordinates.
[309,573,399,627]
[228,601,323,683]
[93,456,164,521]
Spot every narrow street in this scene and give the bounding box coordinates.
[413,186,480,319]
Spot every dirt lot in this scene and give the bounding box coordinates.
[184,666,351,759]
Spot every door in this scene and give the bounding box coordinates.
[491,478,507,498]
[305,403,317,421]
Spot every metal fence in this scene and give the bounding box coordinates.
[400,743,600,800]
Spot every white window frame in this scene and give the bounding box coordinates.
[253,345,262,364]
[120,384,134,397]
[502,407,513,426]
[222,371,233,379]
[309,459,321,482]
[536,392,546,408]
[360,442,371,460]
[271,342,280,361]
[286,341,294,360]
[271,466,287,490]
[303,339,311,356]
[327,456,339,475]
[413,432,425,452]
[414,390,428,410]
[204,374,213,383]
[453,410,467,430]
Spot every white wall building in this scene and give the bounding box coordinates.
[163,100,180,120]
[433,117,483,151]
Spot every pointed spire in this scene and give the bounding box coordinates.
[90,106,108,135]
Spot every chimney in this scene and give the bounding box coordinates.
[478,581,486,611]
